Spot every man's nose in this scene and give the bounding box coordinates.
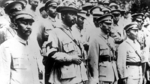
[73,15,77,19]
[26,24,32,29]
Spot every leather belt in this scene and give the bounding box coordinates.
[99,55,116,62]
[126,62,142,66]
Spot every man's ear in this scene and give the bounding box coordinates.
[13,21,18,30]
[61,14,65,19]
[45,8,48,13]
[126,30,130,36]
[99,23,102,28]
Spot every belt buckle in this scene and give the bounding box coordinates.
[138,62,141,66]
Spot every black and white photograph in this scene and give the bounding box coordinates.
[0,0,150,84]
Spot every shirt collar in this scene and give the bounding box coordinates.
[48,16,56,22]
[15,35,28,46]
[74,24,81,31]
[99,29,109,40]
[126,37,136,44]
[60,20,71,31]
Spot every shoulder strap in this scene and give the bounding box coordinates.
[58,27,82,52]
[126,41,142,61]
[107,42,115,57]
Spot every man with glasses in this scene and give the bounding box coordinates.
[88,13,118,84]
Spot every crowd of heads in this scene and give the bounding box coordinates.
[0,0,150,40]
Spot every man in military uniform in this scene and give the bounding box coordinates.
[0,1,25,45]
[28,0,40,13]
[132,13,150,84]
[132,13,145,49]
[44,0,61,30]
[41,0,61,47]
[90,6,103,28]
[72,10,86,43]
[0,10,42,84]
[110,7,124,48]
[45,6,88,84]
[40,6,48,19]
[41,1,62,84]
[28,0,50,49]
[80,3,95,53]
[88,14,118,84]
[117,22,143,84]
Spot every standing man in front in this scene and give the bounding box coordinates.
[117,23,143,84]
[88,14,118,84]
[46,6,88,84]
[0,10,42,84]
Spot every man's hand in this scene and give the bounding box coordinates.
[72,55,82,65]
[40,48,47,57]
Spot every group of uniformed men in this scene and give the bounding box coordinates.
[0,0,150,84]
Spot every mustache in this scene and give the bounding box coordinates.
[71,19,76,23]
[25,28,32,33]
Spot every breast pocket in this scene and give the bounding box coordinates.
[127,51,138,59]
[12,56,28,70]
[100,45,110,56]
[63,41,75,53]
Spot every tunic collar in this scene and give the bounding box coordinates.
[15,35,28,46]
[99,29,109,40]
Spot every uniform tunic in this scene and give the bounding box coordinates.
[0,36,41,84]
[88,29,118,84]
[47,23,88,84]
[117,38,143,84]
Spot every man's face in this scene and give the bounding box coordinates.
[41,10,48,18]
[135,18,143,30]
[16,19,34,37]
[29,0,39,8]
[46,4,58,18]
[101,21,112,34]
[64,12,77,27]
[112,13,121,22]
[143,17,150,27]
[124,12,128,19]
[127,29,138,40]
[77,16,84,29]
